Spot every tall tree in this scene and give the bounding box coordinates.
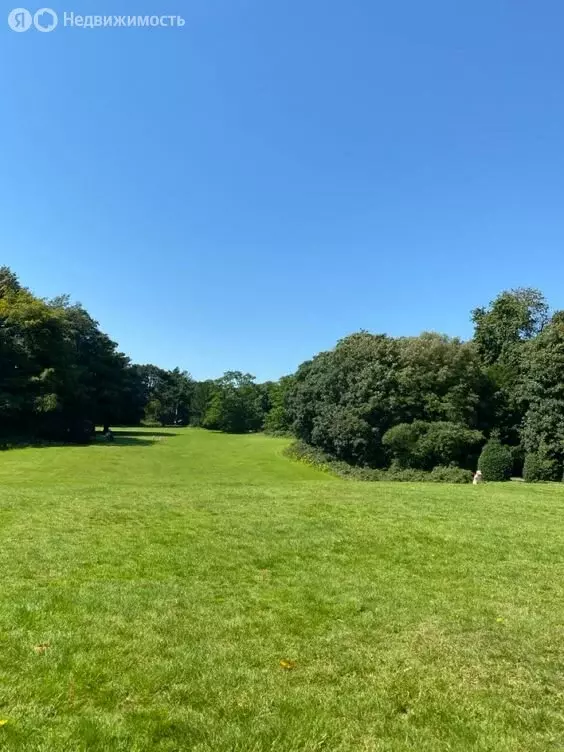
[263,375,295,434]
[203,371,264,433]
[53,301,132,433]
[521,317,564,469]
[136,365,194,426]
[472,288,549,366]
[471,288,549,444]
[189,380,215,427]
[0,285,67,436]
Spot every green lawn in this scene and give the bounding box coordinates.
[1,429,564,751]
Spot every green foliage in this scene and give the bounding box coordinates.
[263,406,291,435]
[478,441,513,481]
[472,288,549,366]
[289,332,488,468]
[263,376,295,434]
[397,333,490,427]
[383,465,431,482]
[3,266,563,476]
[421,423,484,469]
[285,441,388,480]
[136,366,194,426]
[285,441,472,483]
[521,319,564,467]
[471,289,550,446]
[0,266,22,297]
[429,465,474,484]
[383,421,483,470]
[0,268,194,441]
[203,371,264,434]
[523,449,562,483]
[382,422,428,467]
[189,380,215,427]
[283,440,342,475]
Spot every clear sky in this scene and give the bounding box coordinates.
[2,0,564,381]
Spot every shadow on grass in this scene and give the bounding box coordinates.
[94,429,179,446]
[94,436,159,447]
[0,432,171,451]
[111,429,179,438]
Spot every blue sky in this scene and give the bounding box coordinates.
[2,0,564,381]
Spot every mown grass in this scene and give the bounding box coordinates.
[0,429,563,751]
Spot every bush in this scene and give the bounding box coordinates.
[382,422,427,468]
[382,421,483,470]
[283,440,335,473]
[430,465,473,484]
[286,441,479,484]
[419,423,483,470]
[310,406,376,466]
[384,466,430,482]
[478,441,512,481]
[283,441,418,481]
[523,451,561,483]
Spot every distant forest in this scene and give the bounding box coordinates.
[2,266,563,480]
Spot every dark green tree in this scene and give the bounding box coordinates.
[289,332,489,467]
[189,380,215,427]
[471,288,550,446]
[136,365,194,426]
[203,371,264,433]
[472,288,549,366]
[383,421,483,470]
[263,375,295,434]
[520,317,564,472]
[478,440,513,481]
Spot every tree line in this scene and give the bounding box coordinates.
[0,267,284,441]
[2,267,563,479]
[286,288,564,481]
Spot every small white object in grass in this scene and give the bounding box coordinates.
[473,470,483,485]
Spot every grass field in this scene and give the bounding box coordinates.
[1,428,564,751]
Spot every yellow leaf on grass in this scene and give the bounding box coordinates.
[0,720,8,726]
[279,659,297,670]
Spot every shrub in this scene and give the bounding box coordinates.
[523,451,561,483]
[311,406,376,466]
[384,466,430,482]
[383,421,483,470]
[283,440,334,473]
[430,465,473,484]
[478,441,512,481]
[382,422,427,468]
[286,441,479,484]
[284,441,382,480]
[418,423,483,470]
[283,441,426,481]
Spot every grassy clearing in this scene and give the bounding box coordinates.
[0,429,563,751]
